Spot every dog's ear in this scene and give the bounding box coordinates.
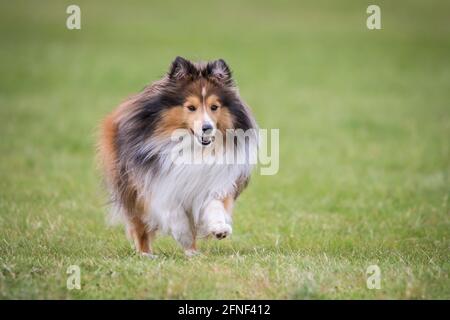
[207,59,233,86]
[168,56,196,80]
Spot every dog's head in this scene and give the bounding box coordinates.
[155,56,254,146]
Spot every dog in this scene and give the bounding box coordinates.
[97,57,258,257]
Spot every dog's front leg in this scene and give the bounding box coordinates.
[203,199,232,239]
[170,209,198,257]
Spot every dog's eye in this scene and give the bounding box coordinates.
[187,105,196,112]
[211,105,219,111]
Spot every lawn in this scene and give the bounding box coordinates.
[0,0,449,299]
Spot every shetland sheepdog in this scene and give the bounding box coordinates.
[98,57,258,257]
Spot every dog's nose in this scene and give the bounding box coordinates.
[202,123,213,134]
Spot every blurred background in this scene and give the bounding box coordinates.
[0,0,449,299]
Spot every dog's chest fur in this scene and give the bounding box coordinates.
[142,143,253,234]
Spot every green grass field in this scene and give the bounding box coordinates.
[0,0,449,299]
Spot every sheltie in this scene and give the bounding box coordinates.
[97,57,258,257]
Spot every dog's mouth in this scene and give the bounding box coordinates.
[197,134,214,146]
[191,130,214,146]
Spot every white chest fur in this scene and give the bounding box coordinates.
[142,140,254,236]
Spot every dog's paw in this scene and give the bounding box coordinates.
[141,252,158,259]
[208,222,232,240]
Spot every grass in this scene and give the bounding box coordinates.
[0,0,449,299]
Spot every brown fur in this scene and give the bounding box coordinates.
[98,111,118,186]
